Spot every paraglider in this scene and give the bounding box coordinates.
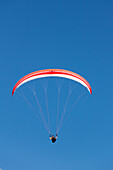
[12,69,92,143]
[49,133,58,143]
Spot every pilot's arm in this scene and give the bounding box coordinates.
[49,133,52,139]
[55,134,58,139]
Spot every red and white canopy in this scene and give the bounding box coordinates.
[12,69,92,95]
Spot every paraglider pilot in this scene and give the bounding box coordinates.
[49,133,57,143]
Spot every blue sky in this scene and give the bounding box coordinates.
[0,0,113,170]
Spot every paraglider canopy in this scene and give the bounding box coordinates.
[12,69,92,95]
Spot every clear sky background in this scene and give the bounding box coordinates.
[0,0,113,170]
